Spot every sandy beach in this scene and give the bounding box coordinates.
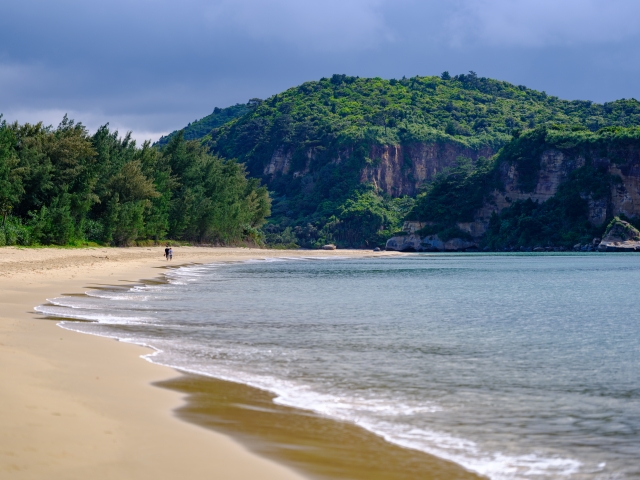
[0,245,399,480]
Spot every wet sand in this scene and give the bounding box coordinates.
[0,245,480,479]
[158,374,483,480]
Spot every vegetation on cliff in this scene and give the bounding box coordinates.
[0,116,269,246]
[409,155,501,229]
[411,125,640,249]
[206,73,640,160]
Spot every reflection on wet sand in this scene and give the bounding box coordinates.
[157,373,483,480]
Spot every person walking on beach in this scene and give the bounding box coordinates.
[168,247,173,261]
[164,245,170,261]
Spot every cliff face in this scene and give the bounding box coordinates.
[463,150,590,237]
[386,129,640,251]
[361,143,494,197]
[263,140,640,248]
[262,142,495,197]
[458,147,640,238]
[264,147,293,176]
[610,160,640,218]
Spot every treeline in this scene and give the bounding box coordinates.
[0,116,270,246]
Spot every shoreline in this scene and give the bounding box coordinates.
[0,246,403,479]
[158,373,484,480]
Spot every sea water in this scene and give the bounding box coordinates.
[36,254,640,479]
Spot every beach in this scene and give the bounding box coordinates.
[3,248,637,479]
[0,246,399,480]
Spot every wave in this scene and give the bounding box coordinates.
[135,354,583,480]
[35,305,154,324]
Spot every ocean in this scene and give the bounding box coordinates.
[36,254,640,479]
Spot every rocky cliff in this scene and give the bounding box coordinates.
[387,126,640,251]
[361,143,494,197]
[466,146,640,236]
[262,142,495,197]
[462,149,601,238]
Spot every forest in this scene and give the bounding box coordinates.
[0,116,269,246]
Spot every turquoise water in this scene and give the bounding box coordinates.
[38,254,640,479]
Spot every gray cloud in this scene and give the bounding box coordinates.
[1,0,639,144]
[203,0,393,51]
[446,0,640,47]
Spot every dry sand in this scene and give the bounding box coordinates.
[0,245,397,480]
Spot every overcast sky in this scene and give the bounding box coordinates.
[2,0,640,143]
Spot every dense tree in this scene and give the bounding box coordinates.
[0,118,270,246]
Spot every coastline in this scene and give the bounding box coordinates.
[0,245,401,479]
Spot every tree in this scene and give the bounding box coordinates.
[247,98,263,109]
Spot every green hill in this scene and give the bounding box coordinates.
[169,73,640,248]
[155,103,250,147]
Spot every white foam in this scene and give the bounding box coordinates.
[85,290,152,301]
[243,257,289,264]
[130,355,582,480]
[35,305,153,324]
[46,297,103,309]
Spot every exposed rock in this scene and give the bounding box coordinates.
[402,221,428,234]
[385,233,477,252]
[264,147,293,175]
[444,238,477,251]
[598,217,640,252]
[421,235,445,251]
[609,158,640,219]
[385,234,421,252]
[373,247,381,252]
[461,150,587,237]
[361,143,494,197]
[602,217,640,242]
[262,142,495,199]
[322,244,337,250]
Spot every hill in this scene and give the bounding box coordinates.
[155,103,250,147]
[168,73,640,248]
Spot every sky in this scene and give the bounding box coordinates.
[2,0,640,144]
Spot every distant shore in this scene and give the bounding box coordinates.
[0,246,401,480]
